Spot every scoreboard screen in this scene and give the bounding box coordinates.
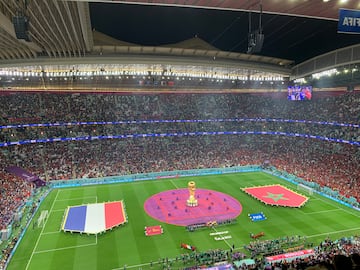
[288,86,312,101]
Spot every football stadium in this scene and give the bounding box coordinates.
[0,1,360,270]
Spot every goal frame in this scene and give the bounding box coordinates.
[297,183,313,195]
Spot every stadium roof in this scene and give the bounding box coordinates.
[0,1,93,59]
[85,0,360,21]
[1,0,360,63]
[89,2,360,64]
[0,0,360,88]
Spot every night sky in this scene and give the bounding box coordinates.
[89,3,360,64]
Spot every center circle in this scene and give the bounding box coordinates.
[144,188,242,226]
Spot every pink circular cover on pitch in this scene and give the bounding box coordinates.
[144,188,242,226]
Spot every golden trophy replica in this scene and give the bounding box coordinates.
[186,181,198,207]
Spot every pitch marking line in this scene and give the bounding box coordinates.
[33,234,98,255]
[52,196,98,212]
[315,194,360,218]
[170,179,179,189]
[41,231,61,235]
[54,180,150,192]
[50,196,98,232]
[303,209,342,215]
[111,261,157,270]
[57,186,98,192]
[25,189,60,270]
[51,209,67,213]
[210,226,233,249]
[26,192,99,268]
[33,243,97,254]
[307,227,360,239]
[55,196,98,202]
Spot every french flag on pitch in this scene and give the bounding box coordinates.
[62,201,126,234]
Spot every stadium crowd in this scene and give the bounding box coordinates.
[0,91,359,269]
[244,236,360,270]
[0,92,359,142]
[0,91,359,228]
[0,171,33,230]
[0,91,359,124]
[128,236,360,269]
[245,235,308,257]
[151,236,360,269]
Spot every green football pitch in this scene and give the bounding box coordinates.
[7,172,360,270]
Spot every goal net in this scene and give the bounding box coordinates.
[37,210,49,228]
[297,184,313,195]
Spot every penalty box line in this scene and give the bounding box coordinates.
[34,194,97,254]
[41,196,97,232]
[26,190,60,270]
[55,196,99,202]
[51,196,98,212]
[33,234,98,255]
